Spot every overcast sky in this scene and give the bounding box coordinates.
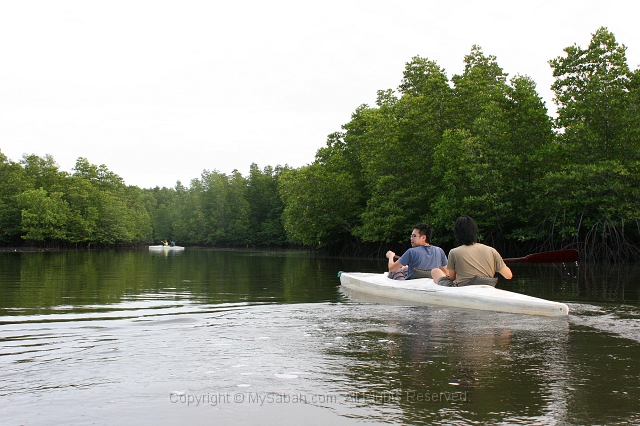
[1,1,638,189]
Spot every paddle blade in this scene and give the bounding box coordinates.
[504,249,579,263]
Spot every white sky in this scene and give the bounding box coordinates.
[1,1,638,189]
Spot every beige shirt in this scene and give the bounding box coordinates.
[448,243,507,286]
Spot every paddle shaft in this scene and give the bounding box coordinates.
[394,249,579,263]
[503,249,579,263]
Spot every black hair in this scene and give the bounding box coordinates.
[454,216,478,245]
[413,223,433,243]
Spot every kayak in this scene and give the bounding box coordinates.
[148,245,185,251]
[339,272,569,317]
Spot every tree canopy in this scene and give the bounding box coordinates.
[2,27,639,259]
[279,27,640,259]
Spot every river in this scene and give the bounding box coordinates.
[1,248,639,425]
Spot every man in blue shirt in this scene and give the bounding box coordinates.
[386,223,448,280]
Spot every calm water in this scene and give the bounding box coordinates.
[1,248,639,425]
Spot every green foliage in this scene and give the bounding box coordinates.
[540,161,638,222]
[62,176,100,244]
[140,166,289,247]
[279,164,363,247]
[67,158,152,245]
[2,27,639,258]
[0,154,154,246]
[626,69,640,148]
[277,28,640,258]
[0,152,31,242]
[450,46,508,132]
[531,27,640,256]
[345,57,454,243]
[20,153,67,192]
[224,170,252,246]
[431,128,504,236]
[550,27,633,163]
[2,153,285,247]
[121,186,153,243]
[16,188,69,241]
[247,164,287,245]
[73,157,126,190]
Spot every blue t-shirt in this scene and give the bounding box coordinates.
[398,245,448,279]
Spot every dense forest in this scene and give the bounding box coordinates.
[2,27,639,259]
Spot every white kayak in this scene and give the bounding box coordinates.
[339,272,569,317]
[148,245,185,251]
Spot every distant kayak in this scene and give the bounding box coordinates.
[148,245,185,251]
[339,272,569,317]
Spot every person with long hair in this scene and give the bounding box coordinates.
[431,216,513,287]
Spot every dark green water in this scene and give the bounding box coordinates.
[1,248,639,425]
